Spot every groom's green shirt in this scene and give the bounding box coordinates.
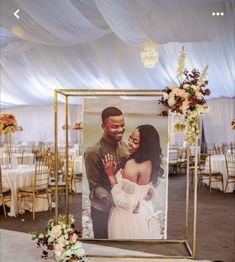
[84,135,128,213]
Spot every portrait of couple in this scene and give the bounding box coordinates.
[82,97,168,240]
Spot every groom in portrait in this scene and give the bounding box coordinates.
[84,106,129,239]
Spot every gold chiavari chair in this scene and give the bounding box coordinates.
[206,143,222,155]
[17,161,49,220]
[189,153,207,184]
[222,143,229,154]
[48,159,74,211]
[224,154,235,193]
[230,142,235,154]
[214,145,222,155]
[177,148,187,175]
[198,154,224,193]
[0,166,11,219]
[169,149,179,175]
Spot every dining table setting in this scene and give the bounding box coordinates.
[1,163,49,217]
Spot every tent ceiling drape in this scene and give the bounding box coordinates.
[0,0,234,107]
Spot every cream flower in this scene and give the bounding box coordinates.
[202,106,209,113]
[168,97,175,107]
[181,100,190,114]
[195,91,202,99]
[177,47,186,77]
[195,105,204,113]
[183,84,190,89]
[50,225,62,239]
[172,88,186,97]
[198,65,208,85]
[57,236,65,245]
[191,85,200,91]
[54,243,64,260]
[163,92,169,100]
[71,233,78,244]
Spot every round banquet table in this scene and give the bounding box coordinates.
[1,164,48,216]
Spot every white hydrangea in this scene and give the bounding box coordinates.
[50,225,62,240]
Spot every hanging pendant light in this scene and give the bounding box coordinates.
[140,41,159,68]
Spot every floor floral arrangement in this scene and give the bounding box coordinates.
[31,215,86,262]
[159,47,211,144]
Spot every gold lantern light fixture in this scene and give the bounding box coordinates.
[140,41,159,68]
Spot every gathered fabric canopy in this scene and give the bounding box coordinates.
[0,0,234,107]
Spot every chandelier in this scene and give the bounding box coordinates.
[140,41,159,68]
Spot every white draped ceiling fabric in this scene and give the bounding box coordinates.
[0,0,234,108]
[0,0,234,145]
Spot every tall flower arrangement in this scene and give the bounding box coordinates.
[0,113,18,135]
[159,47,211,144]
[31,215,86,262]
[231,119,235,131]
[0,113,18,164]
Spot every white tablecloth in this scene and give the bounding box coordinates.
[1,164,48,216]
[203,155,235,193]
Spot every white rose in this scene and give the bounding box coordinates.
[48,236,54,243]
[57,236,65,245]
[195,91,202,99]
[178,89,186,97]
[163,92,169,100]
[50,225,62,239]
[168,97,175,107]
[183,91,189,99]
[183,84,190,89]
[196,105,203,114]
[54,243,64,260]
[172,88,186,97]
[71,233,78,244]
[38,234,44,239]
[191,85,200,91]
[191,110,198,118]
[181,100,189,114]
[171,88,178,95]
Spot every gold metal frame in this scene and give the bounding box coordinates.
[54,89,199,259]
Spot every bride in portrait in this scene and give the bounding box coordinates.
[102,124,164,239]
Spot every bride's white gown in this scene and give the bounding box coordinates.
[108,170,162,239]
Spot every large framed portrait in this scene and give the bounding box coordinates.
[82,96,169,240]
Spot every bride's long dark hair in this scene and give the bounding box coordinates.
[129,124,164,186]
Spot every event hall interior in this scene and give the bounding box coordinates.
[0,0,234,262]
